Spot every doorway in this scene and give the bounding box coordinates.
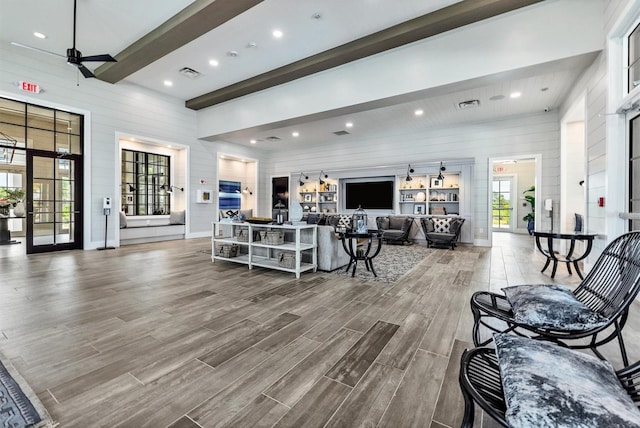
[488,156,540,245]
[492,176,515,231]
[27,150,83,253]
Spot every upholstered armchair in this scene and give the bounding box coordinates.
[420,216,464,249]
[376,216,413,245]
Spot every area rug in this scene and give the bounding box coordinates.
[332,244,434,283]
[0,353,56,428]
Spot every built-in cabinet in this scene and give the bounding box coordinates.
[397,173,460,216]
[297,179,339,215]
[211,222,317,278]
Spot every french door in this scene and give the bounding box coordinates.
[26,150,83,254]
[492,177,514,231]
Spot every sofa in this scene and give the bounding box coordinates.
[420,216,465,249]
[303,213,352,271]
[375,215,413,245]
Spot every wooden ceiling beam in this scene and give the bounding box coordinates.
[185,0,543,110]
[94,0,263,84]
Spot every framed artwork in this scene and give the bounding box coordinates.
[197,189,213,204]
[414,204,425,215]
[304,194,312,202]
[126,195,133,204]
[430,177,442,188]
[218,180,240,209]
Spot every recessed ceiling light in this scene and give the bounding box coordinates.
[163,80,173,87]
[250,139,257,144]
[414,109,424,116]
[292,131,299,137]
[227,50,239,57]
[489,95,505,101]
[510,92,521,98]
[272,29,283,39]
[540,87,549,92]
[246,42,257,48]
[33,32,46,39]
[209,59,219,67]
[311,12,322,20]
[345,122,353,128]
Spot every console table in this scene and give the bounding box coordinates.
[0,216,22,245]
[339,230,383,277]
[211,222,317,278]
[532,230,597,279]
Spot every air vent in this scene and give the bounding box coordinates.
[457,99,480,109]
[333,130,350,136]
[178,67,201,79]
[265,136,281,141]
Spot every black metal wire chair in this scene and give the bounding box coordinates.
[458,346,640,428]
[471,231,640,367]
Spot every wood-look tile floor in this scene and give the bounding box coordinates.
[0,233,638,427]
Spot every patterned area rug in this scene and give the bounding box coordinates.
[332,244,434,283]
[0,353,56,428]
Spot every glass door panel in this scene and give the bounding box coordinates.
[27,151,82,253]
[492,178,514,230]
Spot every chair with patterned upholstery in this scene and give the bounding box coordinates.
[459,334,640,428]
[470,231,640,367]
[420,216,464,250]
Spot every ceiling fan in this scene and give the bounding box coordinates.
[11,0,116,78]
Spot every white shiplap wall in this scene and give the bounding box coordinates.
[0,44,273,247]
[259,111,561,244]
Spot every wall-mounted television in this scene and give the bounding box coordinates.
[344,180,394,210]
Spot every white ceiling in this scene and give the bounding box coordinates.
[0,0,599,151]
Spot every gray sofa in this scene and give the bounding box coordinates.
[317,225,351,271]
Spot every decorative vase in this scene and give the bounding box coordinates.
[13,201,25,217]
[289,200,303,222]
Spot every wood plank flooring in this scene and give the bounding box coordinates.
[1,233,638,427]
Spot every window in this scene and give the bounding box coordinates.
[121,149,171,215]
[629,22,640,93]
[630,115,640,230]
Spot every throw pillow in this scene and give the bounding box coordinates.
[502,284,609,330]
[433,218,449,233]
[422,218,435,233]
[119,211,127,229]
[494,333,640,428]
[449,218,463,235]
[377,217,390,230]
[169,210,185,225]
[389,216,405,230]
[337,214,351,231]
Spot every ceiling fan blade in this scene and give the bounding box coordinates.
[77,64,95,79]
[80,54,116,62]
[10,42,65,58]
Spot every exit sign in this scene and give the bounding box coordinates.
[19,81,41,94]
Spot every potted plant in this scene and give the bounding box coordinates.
[522,185,535,235]
[0,188,26,217]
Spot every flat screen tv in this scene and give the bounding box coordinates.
[344,180,394,210]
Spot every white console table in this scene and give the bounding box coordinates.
[211,222,317,278]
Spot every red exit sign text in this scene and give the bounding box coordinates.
[19,81,41,94]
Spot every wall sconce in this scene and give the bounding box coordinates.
[127,184,136,192]
[298,172,308,186]
[318,170,328,186]
[437,162,446,181]
[160,184,183,192]
[405,164,414,181]
[243,186,253,195]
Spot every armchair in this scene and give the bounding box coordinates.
[470,231,640,367]
[420,216,464,249]
[375,216,412,245]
